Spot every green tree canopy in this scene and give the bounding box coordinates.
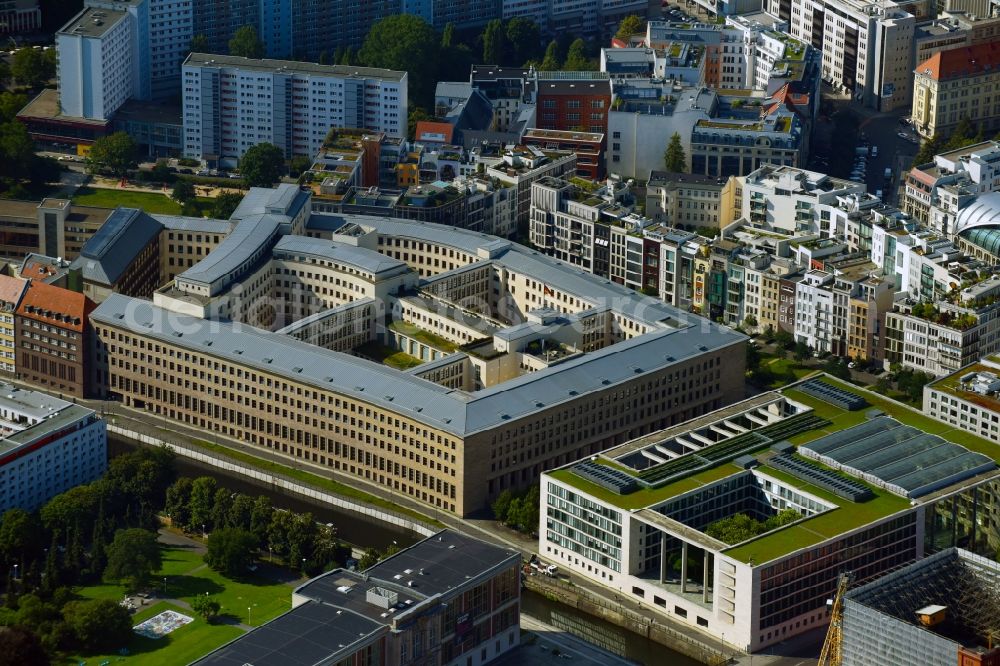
[191,595,222,622]
[11,48,52,88]
[615,14,645,41]
[491,489,514,522]
[0,626,48,666]
[205,528,258,577]
[104,528,162,591]
[86,132,138,178]
[211,191,244,219]
[240,142,285,188]
[229,25,264,59]
[359,15,439,109]
[189,34,211,55]
[483,19,505,64]
[505,18,540,65]
[172,179,195,203]
[539,40,561,71]
[440,22,454,48]
[563,38,590,71]
[0,92,26,123]
[663,132,686,172]
[62,599,133,652]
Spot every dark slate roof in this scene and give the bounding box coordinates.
[191,599,386,666]
[69,207,162,286]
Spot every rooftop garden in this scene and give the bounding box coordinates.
[908,301,978,330]
[388,320,459,353]
[929,363,1000,412]
[355,342,424,370]
[705,508,801,544]
[552,374,1000,565]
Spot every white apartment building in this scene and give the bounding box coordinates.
[182,54,407,166]
[742,165,867,235]
[56,6,137,120]
[773,0,914,111]
[925,358,1000,444]
[146,0,193,99]
[0,385,107,513]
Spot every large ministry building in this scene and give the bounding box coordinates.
[540,376,1000,652]
[90,185,746,516]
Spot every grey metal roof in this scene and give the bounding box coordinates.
[91,293,470,434]
[92,291,743,436]
[273,236,408,277]
[184,53,407,82]
[70,207,161,286]
[190,600,385,666]
[177,213,283,291]
[230,184,308,221]
[0,384,97,459]
[153,214,233,234]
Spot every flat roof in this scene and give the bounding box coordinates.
[184,53,406,82]
[0,384,97,461]
[546,375,1000,565]
[191,599,385,666]
[58,7,127,39]
[17,89,109,127]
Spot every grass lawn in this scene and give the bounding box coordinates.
[62,602,243,666]
[355,342,424,370]
[756,352,815,389]
[72,187,216,216]
[388,320,459,353]
[65,543,290,665]
[183,435,444,528]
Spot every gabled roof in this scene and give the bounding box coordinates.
[71,207,162,286]
[414,121,454,144]
[916,42,1000,81]
[15,280,91,332]
[0,275,26,309]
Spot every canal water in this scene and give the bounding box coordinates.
[522,589,703,666]
[112,435,702,665]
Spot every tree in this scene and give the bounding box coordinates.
[165,477,193,528]
[240,142,284,188]
[318,50,329,65]
[483,19,505,65]
[104,528,162,592]
[189,34,210,55]
[211,192,243,219]
[793,341,812,362]
[539,40,561,71]
[0,93,27,123]
[0,121,36,181]
[172,179,195,204]
[664,132,686,172]
[945,117,975,150]
[86,132,137,178]
[289,155,311,177]
[615,14,645,41]
[249,495,273,545]
[191,595,221,623]
[359,15,439,109]
[188,476,217,532]
[0,626,49,665]
[62,599,132,652]
[0,60,10,87]
[563,38,589,71]
[228,494,254,532]
[228,25,264,59]
[774,328,794,350]
[0,509,41,566]
[11,49,49,88]
[746,342,761,373]
[357,547,379,570]
[441,22,455,48]
[340,46,355,66]
[210,488,234,531]
[407,105,431,141]
[491,489,514,522]
[505,18,540,66]
[205,528,257,577]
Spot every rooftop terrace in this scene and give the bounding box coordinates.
[548,375,1000,565]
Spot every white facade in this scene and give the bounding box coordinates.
[775,0,914,111]
[56,7,136,120]
[148,0,193,99]
[741,165,867,235]
[183,54,407,165]
[0,385,107,513]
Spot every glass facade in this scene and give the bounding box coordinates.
[546,482,623,572]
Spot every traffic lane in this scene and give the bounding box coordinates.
[858,114,918,202]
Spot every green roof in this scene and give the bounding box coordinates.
[547,375,1000,565]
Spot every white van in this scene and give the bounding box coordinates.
[871,146,878,157]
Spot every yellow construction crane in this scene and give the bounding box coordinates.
[818,573,852,666]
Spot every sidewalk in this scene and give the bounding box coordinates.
[87,395,819,665]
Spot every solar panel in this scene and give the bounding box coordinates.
[799,378,869,411]
[799,417,998,498]
[572,461,639,494]
[769,453,874,502]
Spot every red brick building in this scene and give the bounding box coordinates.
[535,77,612,137]
[15,280,95,398]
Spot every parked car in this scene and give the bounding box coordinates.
[871,146,878,157]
